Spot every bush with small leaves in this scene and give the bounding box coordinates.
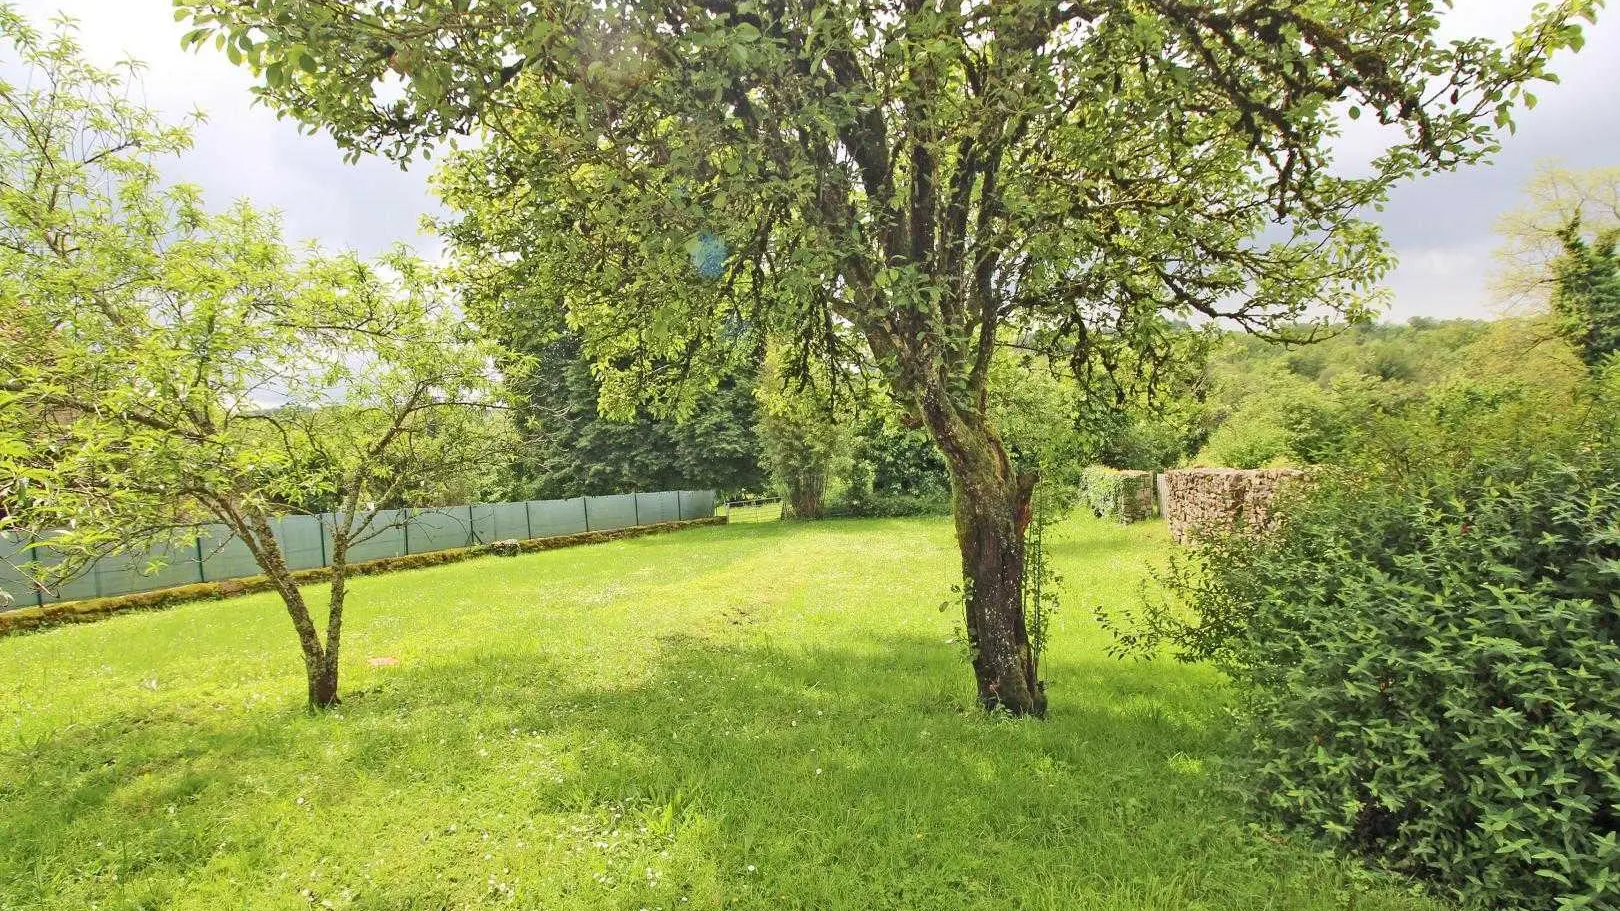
[1142,396,1620,909]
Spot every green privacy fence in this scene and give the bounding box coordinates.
[0,489,716,610]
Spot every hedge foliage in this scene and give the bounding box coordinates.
[822,491,952,518]
[0,517,726,636]
[1079,466,1155,523]
[1079,465,1126,520]
[1130,384,1620,909]
[1107,375,1620,909]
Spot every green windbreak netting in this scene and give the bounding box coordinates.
[28,529,99,604]
[473,503,510,543]
[274,516,327,571]
[484,502,526,542]
[529,498,588,538]
[199,528,260,582]
[342,510,407,563]
[0,531,39,608]
[678,490,716,519]
[584,494,637,531]
[0,490,715,611]
[406,508,472,554]
[635,491,680,525]
[95,539,203,597]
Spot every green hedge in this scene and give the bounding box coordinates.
[1080,466,1155,523]
[1149,440,1620,909]
[822,491,952,518]
[0,517,727,636]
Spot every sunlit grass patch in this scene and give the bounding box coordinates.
[0,514,1442,910]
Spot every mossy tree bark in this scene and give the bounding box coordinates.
[223,502,344,710]
[917,382,1044,717]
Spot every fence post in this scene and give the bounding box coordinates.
[633,492,641,526]
[403,510,411,556]
[524,501,534,540]
[467,504,476,547]
[29,532,43,608]
[318,515,329,567]
[582,497,591,532]
[676,490,683,521]
[194,527,207,583]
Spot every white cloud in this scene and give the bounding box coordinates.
[11,0,443,257]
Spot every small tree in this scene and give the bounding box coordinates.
[180,0,1598,715]
[0,12,506,709]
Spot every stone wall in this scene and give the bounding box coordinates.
[1162,468,1306,544]
[1116,470,1157,523]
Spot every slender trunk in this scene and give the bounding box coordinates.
[919,392,1045,717]
[317,534,349,710]
[237,507,340,710]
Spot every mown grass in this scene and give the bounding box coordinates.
[0,514,1441,910]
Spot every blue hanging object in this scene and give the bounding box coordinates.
[690,230,728,279]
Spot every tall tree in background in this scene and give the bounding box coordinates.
[0,11,505,709]
[482,316,764,500]
[1493,162,1620,369]
[1550,224,1620,369]
[756,344,846,518]
[1494,163,1620,305]
[180,0,1598,716]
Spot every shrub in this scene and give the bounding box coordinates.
[1079,466,1155,523]
[822,491,951,519]
[1125,400,1620,909]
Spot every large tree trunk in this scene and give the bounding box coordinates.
[919,393,1045,717]
[785,473,826,519]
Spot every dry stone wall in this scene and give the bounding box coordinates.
[1116,470,1157,522]
[1162,468,1306,544]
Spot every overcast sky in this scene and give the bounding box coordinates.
[11,0,1619,323]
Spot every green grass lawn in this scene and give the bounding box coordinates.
[0,514,1440,911]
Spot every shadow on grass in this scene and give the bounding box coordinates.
[0,629,1425,910]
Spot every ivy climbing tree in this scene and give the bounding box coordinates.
[178,0,1598,715]
[1550,224,1620,370]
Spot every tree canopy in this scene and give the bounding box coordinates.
[1493,162,1620,305]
